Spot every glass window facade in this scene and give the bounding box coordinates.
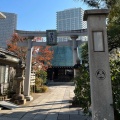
[56,8,87,41]
[0,12,17,48]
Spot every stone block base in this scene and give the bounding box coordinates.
[14,99,26,105]
[25,96,33,101]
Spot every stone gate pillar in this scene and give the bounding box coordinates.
[84,9,114,120]
[24,37,34,101]
[71,35,79,77]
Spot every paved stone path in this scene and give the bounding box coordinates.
[0,83,91,120]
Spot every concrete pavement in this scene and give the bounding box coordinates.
[0,82,91,120]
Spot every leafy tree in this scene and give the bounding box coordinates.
[107,0,120,51]
[7,33,27,60]
[76,0,117,8]
[7,33,53,71]
[80,42,88,62]
[33,46,53,71]
[110,60,120,120]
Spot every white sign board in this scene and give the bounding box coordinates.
[30,72,35,85]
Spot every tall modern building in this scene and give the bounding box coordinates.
[56,7,87,41]
[0,12,17,48]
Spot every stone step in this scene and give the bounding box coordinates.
[0,101,19,110]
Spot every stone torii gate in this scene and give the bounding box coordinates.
[16,9,114,120]
[16,29,87,101]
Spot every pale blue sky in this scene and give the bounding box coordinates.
[0,0,89,31]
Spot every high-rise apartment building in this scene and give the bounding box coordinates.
[56,7,87,41]
[0,12,17,48]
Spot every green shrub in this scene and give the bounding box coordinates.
[35,77,44,87]
[35,85,48,93]
[35,70,47,84]
[35,77,43,92]
[73,64,91,115]
[35,70,48,93]
[40,85,48,93]
[35,87,42,93]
